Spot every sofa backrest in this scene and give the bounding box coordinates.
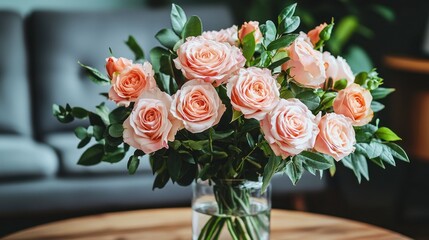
[26,5,234,139]
[0,11,32,136]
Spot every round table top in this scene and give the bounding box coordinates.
[4,208,410,240]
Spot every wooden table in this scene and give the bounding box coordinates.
[3,208,410,240]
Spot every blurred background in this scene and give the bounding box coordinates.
[0,0,428,239]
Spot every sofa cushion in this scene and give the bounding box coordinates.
[44,132,151,175]
[26,5,234,138]
[0,12,32,136]
[0,136,58,178]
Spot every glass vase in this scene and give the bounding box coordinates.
[192,179,271,240]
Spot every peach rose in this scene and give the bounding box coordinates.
[108,62,157,107]
[261,99,320,158]
[105,57,132,78]
[238,21,263,44]
[201,25,239,46]
[308,23,328,46]
[333,83,373,126]
[314,113,356,161]
[173,37,245,86]
[282,34,326,88]
[323,52,354,86]
[171,79,226,133]
[123,88,181,154]
[227,67,280,120]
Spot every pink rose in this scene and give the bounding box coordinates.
[307,23,328,46]
[282,34,326,88]
[105,57,132,78]
[123,88,181,154]
[201,25,238,46]
[333,83,373,126]
[323,52,354,86]
[238,21,263,44]
[261,99,320,158]
[171,79,226,133]
[227,67,280,120]
[108,62,157,107]
[314,113,356,161]
[173,37,245,86]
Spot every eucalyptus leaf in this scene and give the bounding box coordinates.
[74,126,88,140]
[371,101,385,112]
[108,123,124,138]
[384,142,409,162]
[72,107,88,119]
[77,144,104,166]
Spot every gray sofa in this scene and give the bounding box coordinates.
[0,4,325,230]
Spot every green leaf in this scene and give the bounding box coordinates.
[376,127,402,141]
[125,35,144,60]
[150,47,171,72]
[231,109,243,123]
[278,3,297,23]
[333,79,348,90]
[378,144,396,166]
[354,72,368,85]
[371,101,385,112]
[72,107,88,119]
[182,140,209,151]
[384,142,409,162]
[262,155,282,193]
[354,153,369,181]
[93,125,104,141]
[77,136,91,149]
[109,106,130,124]
[266,34,298,51]
[296,90,321,110]
[242,32,256,63]
[182,16,202,39]
[78,61,110,85]
[268,57,290,70]
[246,133,255,148]
[355,124,378,142]
[370,157,385,169]
[262,20,276,46]
[371,87,395,100]
[285,156,303,185]
[102,148,126,163]
[96,103,110,125]
[371,4,395,22]
[328,15,359,55]
[168,151,183,181]
[74,126,87,140]
[170,4,187,35]
[355,141,383,159]
[211,130,234,140]
[298,151,332,170]
[280,88,294,99]
[341,154,361,183]
[212,151,228,160]
[279,16,300,34]
[153,170,170,190]
[108,123,124,138]
[127,155,140,174]
[77,144,104,166]
[155,29,180,49]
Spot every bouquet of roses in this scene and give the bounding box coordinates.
[54,3,408,239]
